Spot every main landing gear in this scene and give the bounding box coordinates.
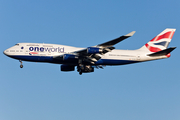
[19,60,23,68]
[77,64,83,75]
[77,59,83,75]
[77,64,94,75]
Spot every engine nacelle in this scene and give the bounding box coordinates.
[61,65,75,71]
[63,54,78,61]
[87,47,103,54]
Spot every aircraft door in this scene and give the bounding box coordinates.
[25,46,29,55]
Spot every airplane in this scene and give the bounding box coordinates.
[3,28,176,75]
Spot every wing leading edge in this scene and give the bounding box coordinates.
[74,31,136,55]
[97,31,136,48]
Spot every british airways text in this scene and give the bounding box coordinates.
[29,47,64,53]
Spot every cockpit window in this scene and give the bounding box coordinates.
[15,44,19,46]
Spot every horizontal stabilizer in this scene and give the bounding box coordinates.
[148,47,176,57]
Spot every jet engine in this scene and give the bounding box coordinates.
[63,54,78,61]
[87,47,103,54]
[87,47,115,54]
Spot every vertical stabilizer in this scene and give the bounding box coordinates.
[139,28,176,53]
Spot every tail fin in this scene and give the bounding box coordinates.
[139,28,176,53]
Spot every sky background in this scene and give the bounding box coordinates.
[0,0,180,120]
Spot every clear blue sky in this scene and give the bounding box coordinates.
[0,1,180,120]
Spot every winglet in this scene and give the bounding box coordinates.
[125,31,136,37]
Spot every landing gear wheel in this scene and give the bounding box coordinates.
[77,61,83,75]
[20,64,23,68]
[19,60,23,68]
[78,68,82,75]
[79,71,82,75]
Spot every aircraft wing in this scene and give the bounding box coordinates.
[54,31,135,64]
[97,31,136,48]
[74,31,136,55]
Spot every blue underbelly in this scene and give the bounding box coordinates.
[9,55,138,65]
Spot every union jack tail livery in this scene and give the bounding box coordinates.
[140,28,176,52]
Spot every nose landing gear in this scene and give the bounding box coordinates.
[19,60,23,68]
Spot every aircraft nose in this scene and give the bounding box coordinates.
[3,50,6,55]
[3,49,9,56]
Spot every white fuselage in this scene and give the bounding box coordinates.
[3,43,168,66]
